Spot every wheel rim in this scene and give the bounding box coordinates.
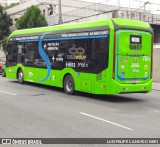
[19,72,23,82]
[66,79,73,92]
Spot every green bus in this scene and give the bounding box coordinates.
[6,18,153,95]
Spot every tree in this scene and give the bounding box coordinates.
[0,5,12,41]
[0,37,8,53]
[16,5,48,30]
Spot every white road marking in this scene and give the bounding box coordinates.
[80,112,133,131]
[0,90,17,96]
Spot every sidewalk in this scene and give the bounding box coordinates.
[152,82,160,91]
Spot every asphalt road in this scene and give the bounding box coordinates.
[0,75,160,139]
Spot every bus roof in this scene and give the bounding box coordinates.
[9,18,151,38]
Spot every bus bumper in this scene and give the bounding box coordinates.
[107,79,152,94]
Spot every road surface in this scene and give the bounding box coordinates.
[0,76,160,140]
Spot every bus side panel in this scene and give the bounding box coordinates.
[55,68,76,88]
[6,66,17,79]
[34,68,56,86]
[94,70,106,94]
[6,64,25,80]
[55,68,95,94]
[23,67,35,83]
[105,28,115,95]
[78,73,95,93]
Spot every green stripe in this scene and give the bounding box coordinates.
[9,18,150,38]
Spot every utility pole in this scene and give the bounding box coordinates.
[117,0,120,10]
[144,1,149,21]
[58,0,63,24]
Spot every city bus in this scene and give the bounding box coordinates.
[6,18,153,95]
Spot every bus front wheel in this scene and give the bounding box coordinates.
[18,69,24,84]
[64,75,75,95]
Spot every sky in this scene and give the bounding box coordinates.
[82,0,160,14]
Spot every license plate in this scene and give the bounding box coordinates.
[131,80,137,83]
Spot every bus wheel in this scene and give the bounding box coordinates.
[64,75,75,95]
[18,69,24,84]
[2,70,6,77]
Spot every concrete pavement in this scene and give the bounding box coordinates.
[152,82,160,91]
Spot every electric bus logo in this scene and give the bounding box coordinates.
[38,33,51,83]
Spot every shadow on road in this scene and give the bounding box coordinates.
[9,80,146,103]
[10,80,64,93]
[75,92,145,103]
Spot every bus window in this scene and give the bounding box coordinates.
[17,42,25,63]
[58,40,70,58]
[42,40,70,69]
[6,41,18,66]
[70,39,87,56]
[35,42,46,67]
[42,40,60,65]
[24,42,37,66]
[67,39,88,62]
[91,38,109,71]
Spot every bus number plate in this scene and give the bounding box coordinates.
[131,80,137,84]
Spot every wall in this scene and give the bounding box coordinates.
[153,48,160,82]
[6,0,94,27]
[0,47,5,63]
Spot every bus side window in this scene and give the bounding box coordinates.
[70,39,87,56]
[6,40,18,65]
[6,42,13,62]
[17,42,25,63]
[42,40,59,66]
[35,42,46,67]
[24,42,36,66]
[58,40,70,61]
[91,38,109,71]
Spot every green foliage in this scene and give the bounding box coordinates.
[0,37,8,53]
[0,5,12,41]
[16,5,48,30]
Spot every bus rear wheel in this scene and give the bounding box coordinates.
[64,75,75,95]
[18,69,24,84]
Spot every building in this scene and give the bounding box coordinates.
[0,47,5,63]
[4,0,160,44]
[6,0,160,29]
[6,0,94,30]
[1,0,20,7]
